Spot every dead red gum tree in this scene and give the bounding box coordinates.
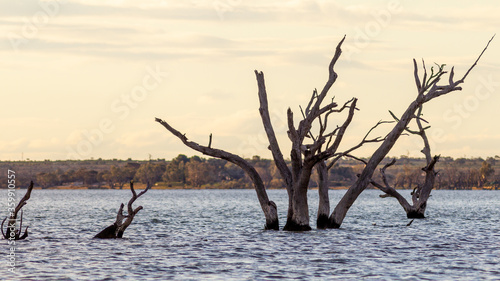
[328,36,494,229]
[157,35,493,231]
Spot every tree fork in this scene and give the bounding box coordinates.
[94,181,150,239]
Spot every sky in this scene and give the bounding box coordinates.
[1,0,499,161]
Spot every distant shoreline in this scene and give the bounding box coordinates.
[10,185,497,191]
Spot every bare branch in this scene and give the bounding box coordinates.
[127,180,150,217]
[413,59,422,92]
[2,181,34,240]
[254,70,289,181]
[380,158,397,187]
[329,120,391,162]
[370,159,413,213]
[155,117,279,230]
[0,218,5,239]
[326,154,367,171]
[304,89,318,117]
[461,35,495,81]
[449,66,455,85]
[421,59,428,92]
[420,36,494,103]
[297,35,346,141]
[14,181,34,216]
[313,98,358,163]
[287,108,299,142]
[319,97,356,139]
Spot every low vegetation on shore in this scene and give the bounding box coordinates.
[1,154,499,190]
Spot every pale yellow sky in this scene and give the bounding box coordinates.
[1,0,499,161]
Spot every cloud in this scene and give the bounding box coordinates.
[0,138,29,152]
[2,0,499,161]
[196,89,234,104]
[113,129,169,148]
[27,137,62,149]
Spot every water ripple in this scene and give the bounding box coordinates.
[3,189,499,280]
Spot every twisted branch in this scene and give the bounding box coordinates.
[2,181,33,240]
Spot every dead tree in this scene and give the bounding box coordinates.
[157,35,492,231]
[157,36,381,231]
[94,181,150,239]
[371,104,439,218]
[327,36,494,228]
[2,181,34,240]
[246,37,387,230]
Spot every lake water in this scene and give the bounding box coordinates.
[2,189,499,280]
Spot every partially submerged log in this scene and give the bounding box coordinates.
[94,181,150,239]
[1,181,34,240]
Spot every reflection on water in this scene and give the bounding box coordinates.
[3,189,500,280]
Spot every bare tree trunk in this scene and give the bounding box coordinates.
[405,106,439,218]
[256,70,294,223]
[287,186,310,230]
[284,163,314,231]
[94,181,150,239]
[155,118,279,230]
[316,161,330,229]
[2,181,34,240]
[406,157,438,218]
[329,100,421,228]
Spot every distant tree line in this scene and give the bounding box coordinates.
[381,156,498,190]
[0,155,498,190]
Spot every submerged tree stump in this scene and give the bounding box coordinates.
[2,181,34,240]
[94,181,150,239]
